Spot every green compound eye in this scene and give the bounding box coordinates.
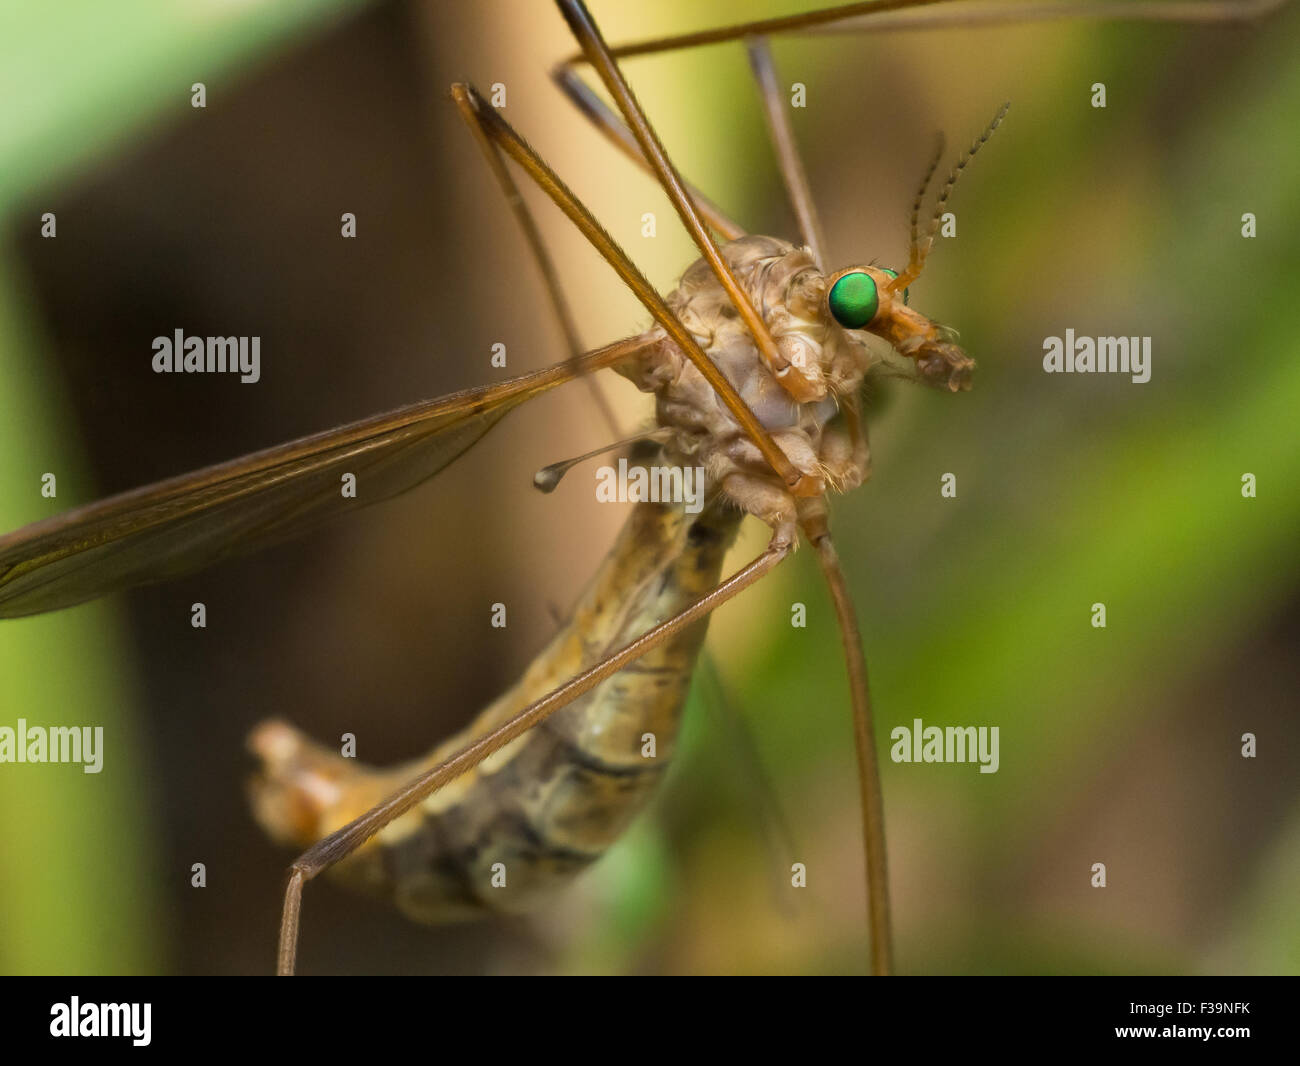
[880,267,909,306]
[828,271,879,329]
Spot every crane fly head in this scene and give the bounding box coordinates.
[824,264,973,392]
[817,102,1009,392]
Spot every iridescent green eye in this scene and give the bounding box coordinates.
[828,271,879,329]
[880,267,909,306]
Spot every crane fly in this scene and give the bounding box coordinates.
[0,0,1285,975]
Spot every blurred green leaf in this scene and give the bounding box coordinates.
[0,0,370,214]
[0,0,376,975]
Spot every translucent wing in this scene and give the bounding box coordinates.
[0,339,642,618]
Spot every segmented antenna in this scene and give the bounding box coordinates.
[908,131,946,262]
[893,102,1010,293]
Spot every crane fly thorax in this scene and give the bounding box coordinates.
[664,235,871,414]
[615,235,875,527]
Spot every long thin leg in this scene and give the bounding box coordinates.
[745,37,828,272]
[551,2,1277,265]
[415,0,628,445]
[448,84,811,497]
[549,67,746,242]
[556,0,825,410]
[443,71,621,437]
[453,55,798,929]
[798,497,892,976]
[277,527,794,974]
[571,0,1284,62]
[556,0,892,972]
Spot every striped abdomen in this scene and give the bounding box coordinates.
[250,495,740,922]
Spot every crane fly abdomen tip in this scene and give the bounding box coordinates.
[247,720,353,849]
